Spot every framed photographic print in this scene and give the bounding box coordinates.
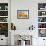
[17,10,29,19]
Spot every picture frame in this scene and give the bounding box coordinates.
[17,10,29,19]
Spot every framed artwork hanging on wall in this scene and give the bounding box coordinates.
[17,10,29,19]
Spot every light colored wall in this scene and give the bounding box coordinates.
[11,0,46,46]
[11,0,38,30]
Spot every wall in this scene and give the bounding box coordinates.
[11,0,38,30]
[11,0,46,46]
[11,0,46,30]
